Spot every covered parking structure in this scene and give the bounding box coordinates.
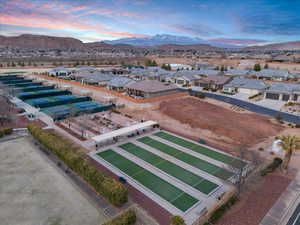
[92,121,159,148]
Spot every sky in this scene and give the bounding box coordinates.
[0,0,300,46]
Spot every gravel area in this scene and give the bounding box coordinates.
[217,174,291,225]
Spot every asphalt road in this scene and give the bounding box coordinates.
[187,90,300,125]
[287,203,300,225]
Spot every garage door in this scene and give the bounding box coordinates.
[266,93,280,100]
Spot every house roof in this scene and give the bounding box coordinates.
[255,69,289,78]
[198,69,221,76]
[49,67,71,73]
[266,83,300,94]
[127,80,178,93]
[199,75,232,85]
[81,73,115,83]
[225,69,250,76]
[224,78,268,90]
[108,77,135,87]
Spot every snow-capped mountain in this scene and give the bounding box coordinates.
[104,34,209,46]
[104,34,242,48]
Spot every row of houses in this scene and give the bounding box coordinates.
[47,66,300,101]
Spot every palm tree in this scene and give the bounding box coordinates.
[279,135,300,170]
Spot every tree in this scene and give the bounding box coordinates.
[279,135,300,170]
[264,63,269,69]
[253,63,261,72]
[171,216,186,225]
[161,64,171,71]
[220,65,226,71]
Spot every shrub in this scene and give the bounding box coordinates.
[206,196,238,224]
[248,93,261,99]
[260,157,283,176]
[27,124,128,206]
[171,216,186,225]
[195,92,205,99]
[0,131,4,138]
[3,128,13,135]
[103,210,136,225]
[258,147,264,151]
[295,124,300,128]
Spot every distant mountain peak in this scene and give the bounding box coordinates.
[104,34,207,46]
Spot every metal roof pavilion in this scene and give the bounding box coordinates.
[92,120,158,144]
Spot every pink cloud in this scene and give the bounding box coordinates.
[63,6,88,14]
[0,13,147,39]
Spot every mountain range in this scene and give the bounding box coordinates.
[104,34,240,48]
[1,34,300,51]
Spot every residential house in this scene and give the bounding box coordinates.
[264,83,300,102]
[225,69,250,77]
[107,77,136,91]
[223,78,268,95]
[169,64,193,71]
[76,72,115,86]
[254,69,290,81]
[48,67,72,78]
[126,80,179,98]
[194,75,233,90]
[198,69,222,77]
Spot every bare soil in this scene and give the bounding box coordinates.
[122,96,284,152]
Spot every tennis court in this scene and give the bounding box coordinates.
[119,142,219,195]
[18,89,71,100]
[97,149,199,212]
[14,85,54,92]
[154,131,247,169]
[138,136,234,180]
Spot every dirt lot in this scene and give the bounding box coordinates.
[122,96,284,152]
[0,137,109,225]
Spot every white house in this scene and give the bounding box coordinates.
[264,83,300,102]
[223,78,268,95]
[169,64,193,71]
[48,67,72,78]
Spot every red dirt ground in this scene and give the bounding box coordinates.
[217,174,292,225]
[0,115,46,130]
[159,97,284,147]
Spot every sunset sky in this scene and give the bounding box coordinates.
[0,0,299,45]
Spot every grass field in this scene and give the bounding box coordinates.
[138,137,234,180]
[97,150,199,212]
[154,131,247,169]
[119,143,219,195]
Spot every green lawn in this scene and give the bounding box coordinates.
[138,137,234,180]
[97,150,199,212]
[119,143,219,195]
[154,131,247,169]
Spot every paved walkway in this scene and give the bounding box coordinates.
[260,172,300,225]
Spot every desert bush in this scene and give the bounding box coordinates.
[3,128,13,135]
[205,196,238,224]
[103,210,136,225]
[260,158,283,176]
[171,216,186,225]
[0,128,13,138]
[27,124,128,206]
